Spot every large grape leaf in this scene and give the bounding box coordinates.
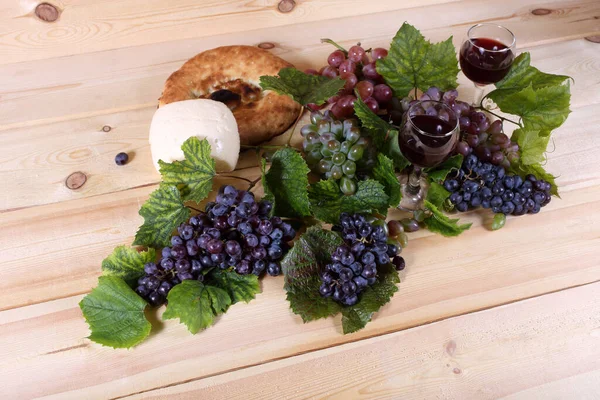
[158,137,216,203]
[423,200,471,237]
[308,179,390,224]
[490,83,571,132]
[101,246,156,287]
[133,185,191,248]
[340,263,400,334]
[491,52,571,96]
[372,154,401,208]
[162,280,231,334]
[376,22,459,98]
[209,269,260,304]
[511,127,551,165]
[281,227,344,322]
[261,148,312,218]
[259,68,345,106]
[79,276,151,349]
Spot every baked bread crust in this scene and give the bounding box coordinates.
[159,45,301,145]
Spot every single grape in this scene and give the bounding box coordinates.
[348,45,366,63]
[327,50,345,67]
[321,66,338,78]
[355,80,374,100]
[371,47,388,60]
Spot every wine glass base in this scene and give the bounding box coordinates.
[398,180,427,211]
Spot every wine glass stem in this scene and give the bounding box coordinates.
[473,83,486,106]
[407,166,422,195]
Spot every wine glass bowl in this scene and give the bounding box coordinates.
[459,23,516,103]
[397,101,460,210]
[399,101,460,168]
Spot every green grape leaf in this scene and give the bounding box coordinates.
[262,147,312,218]
[354,95,393,148]
[162,280,231,334]
[508,161,559,197]
[489,83,571,132]
[101,246,157,287]
[208,269,260,304]
[372,154,401,207]
[133,185,191,248]
[423,200,471,237]
[492,52,571,96]
[425,154,463,184]
[309,179,390,224]
[158,137,216,203]
[426,182,450,210]
[259,67,345,106]
[377,22,459,98]
[79,276,151,349]
[282,227,344,322]
[384,130,411,171]
[511,127,551,165]
[340,263,400,334]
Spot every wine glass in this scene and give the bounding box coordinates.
[398,101,460,211]
[459,23,516,106]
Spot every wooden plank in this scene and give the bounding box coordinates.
[1,0,598,131]
[0,184,599,399]
[125,283,600,400]
[1,97,599,311]
[0,0,456,65]
[1,38,598,211]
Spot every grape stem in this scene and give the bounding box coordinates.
[246,176,262,192]
[219,174,262,192]
[477,97,523,128]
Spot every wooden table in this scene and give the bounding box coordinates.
[1,1,600,398]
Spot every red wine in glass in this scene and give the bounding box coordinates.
[459,38,515,85]
[399,115,457,167]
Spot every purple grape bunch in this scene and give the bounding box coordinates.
[319,213,405,306]
[135,185,295,306]
[444,153,552,215]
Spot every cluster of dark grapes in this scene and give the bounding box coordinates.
[301,111,374,195]
[444,153,552,215]
[319,213,405,306]
[306,44,392,119]
[135,185,295,306]
[387,87,519,167]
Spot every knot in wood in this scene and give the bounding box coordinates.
[65,172,87,190]
[585,35,600,44]
[35,3,60,22]
[258,42,276,50]
[102,125,112,132]
[531,8,552,16]
[278,0,296,13]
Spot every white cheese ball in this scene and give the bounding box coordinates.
[149,99,240,173]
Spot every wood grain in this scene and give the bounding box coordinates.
[127,282,600,400]
[1,184,599,398]
[1,0,598,131]
[0,0,457,65]
[1,38,598,212]
[1,1,599,398]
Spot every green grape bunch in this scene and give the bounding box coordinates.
[301,111,373,195]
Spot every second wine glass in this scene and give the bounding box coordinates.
[459,23,516,105]
[397,100,460,211]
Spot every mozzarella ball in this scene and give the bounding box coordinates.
[149,99,240,172]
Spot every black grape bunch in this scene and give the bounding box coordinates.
[387,86,520,168]
[444,153,552,215]
[135,185,296,306]
[319,213,405,306]
[301,111,375,195]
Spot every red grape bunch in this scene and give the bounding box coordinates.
[307,42,393,119]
